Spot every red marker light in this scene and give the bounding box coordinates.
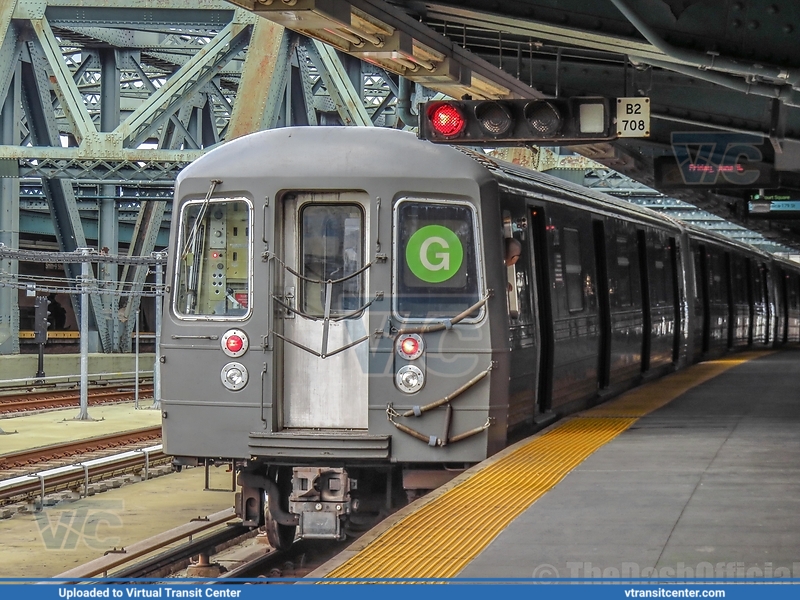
[397,334,424,360]
[226,335,244,353]
[429,104,466,137]
[401,337,419,356]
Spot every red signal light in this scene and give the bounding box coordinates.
[429,103,466,137]
[226,335,244,353]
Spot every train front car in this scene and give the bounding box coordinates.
[162,127,509,547]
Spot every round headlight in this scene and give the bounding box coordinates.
[221,329,249,358]
[396,365,424,394]
[396,334,424,360]
[221,361,248,391]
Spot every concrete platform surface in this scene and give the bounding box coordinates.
[459,350,800,579]
[0,353,155,386]
[1,403,161,455]
[0,466,235,578]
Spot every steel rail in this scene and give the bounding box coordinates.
[52,508,239,579]
[0,444,166,505]
[110,523,253,579]
[1,426,162,469]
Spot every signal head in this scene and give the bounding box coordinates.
[418,97,613,145]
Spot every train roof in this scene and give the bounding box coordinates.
[467,148,775,260]
[178,127,777,262]
[176,126,492,189]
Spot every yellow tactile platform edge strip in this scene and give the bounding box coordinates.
[324,351,772,580]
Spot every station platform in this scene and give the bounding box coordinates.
[0,353,155,388]
[0,403,161,454]
[314,349,800,580]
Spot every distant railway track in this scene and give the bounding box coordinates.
[0,385,154,415]
[0,426,162,472]
[0,442,167,506]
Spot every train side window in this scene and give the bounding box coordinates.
[300,204,364,317]
[174,197,251,319]
[613,234,634,307]
[563,228,584,312]
[394,200,481,320]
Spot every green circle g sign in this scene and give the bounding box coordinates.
[406,225,464,283]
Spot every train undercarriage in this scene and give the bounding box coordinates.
[234,463,463,549]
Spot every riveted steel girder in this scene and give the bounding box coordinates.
[0,63,20,355]
[31,16,96,142]
[21,40,110,351]
[115,13,255,148]
[227,18,289,139]
[0,2,20,108]
[306,38,373,127]
[117,199,165,352]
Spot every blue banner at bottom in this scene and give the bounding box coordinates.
[1,582,800,600]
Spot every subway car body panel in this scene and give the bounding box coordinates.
[161,127,800,546]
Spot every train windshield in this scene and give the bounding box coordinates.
[174,197,251,319]
[395,200,481,320]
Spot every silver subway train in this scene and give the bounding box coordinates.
[162,127,800,548]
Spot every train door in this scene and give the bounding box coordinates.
[637,229,651,373]
[530,206,553,414]
[695,244,710,356]
[502,204,541,425]
[592,219,611,390]
[278,192,370,429]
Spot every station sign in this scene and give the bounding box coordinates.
[655,156,778,189]
[748,191,800,218]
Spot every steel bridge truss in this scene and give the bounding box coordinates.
[0,0,410,354]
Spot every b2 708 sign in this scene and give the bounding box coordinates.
[616,98,650,137]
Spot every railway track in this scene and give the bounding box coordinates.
[53,506,358,581]
[1,426,162,473]
[0,385,154,415]
[0,443,168,506]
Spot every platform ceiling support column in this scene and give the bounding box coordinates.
[99,48,120,350]
[0,63,20,355]
[306,39,373,127]
[21,42,107,352]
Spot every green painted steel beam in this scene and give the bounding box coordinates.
[307,39,373,127]
[227,19,289,139]
[20,210,169,246]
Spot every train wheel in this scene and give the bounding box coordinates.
[264,467,296,550]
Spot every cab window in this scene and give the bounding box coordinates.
[395,200,481,320]
[174,197,251,318]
